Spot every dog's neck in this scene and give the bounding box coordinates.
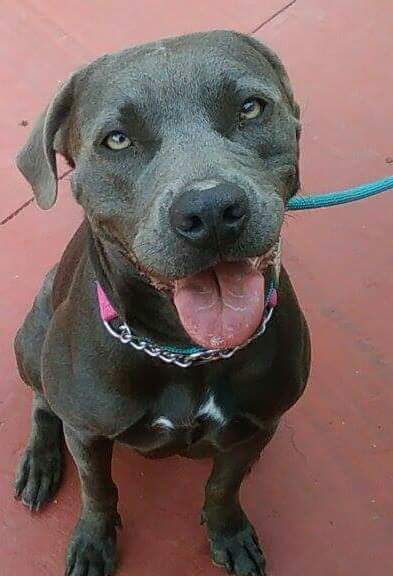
[86,223,195,348]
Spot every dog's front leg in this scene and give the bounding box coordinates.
[203,432,275,576]
[64,425,120,576]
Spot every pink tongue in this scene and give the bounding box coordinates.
[174,261,265,349]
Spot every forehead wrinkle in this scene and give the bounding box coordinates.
[82,80,157,134]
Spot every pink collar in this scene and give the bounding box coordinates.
[96,282,118,322]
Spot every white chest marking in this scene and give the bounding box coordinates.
[152,394,227,431]
[152,416,175,430]
[197,395,227,426]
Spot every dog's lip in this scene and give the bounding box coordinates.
[95,217,279,291]
[128,245,278,295]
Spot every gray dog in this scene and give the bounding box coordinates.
[14,31,310,576]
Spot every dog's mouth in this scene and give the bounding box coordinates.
[173,260,266,349]
[130,247,277,350]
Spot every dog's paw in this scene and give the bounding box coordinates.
[15,445,62,511]
[65,519,117,576]
[208,520,266,576]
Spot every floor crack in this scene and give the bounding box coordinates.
[0,168,72,226]
[251,0,297,34]
[285,421,308,462]
[0,197,35,226]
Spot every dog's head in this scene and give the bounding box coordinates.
[17,31,300,350]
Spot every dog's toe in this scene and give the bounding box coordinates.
[15,446,62,511]
[208,520,266,576]
[66,519,117,576]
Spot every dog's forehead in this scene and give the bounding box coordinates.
[80,31,275,102]
[91,30,264,70]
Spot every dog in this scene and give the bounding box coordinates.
[14,30,310,576]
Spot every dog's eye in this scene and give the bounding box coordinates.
[104,131,132,150]
[239,98,264,121]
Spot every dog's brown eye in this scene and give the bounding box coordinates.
[104,131,131,150]
[240,98,264,121]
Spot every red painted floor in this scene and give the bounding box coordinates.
[1,1,392,575]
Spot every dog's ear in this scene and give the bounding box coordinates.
[243,35,300,122]
[16,71,79,209]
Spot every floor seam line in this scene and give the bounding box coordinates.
[1,169,73,226]
[0,198,35,226]
[250,0,297,34]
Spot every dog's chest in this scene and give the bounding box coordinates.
[116,383,258,455]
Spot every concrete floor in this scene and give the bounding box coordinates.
[1,1,392,575]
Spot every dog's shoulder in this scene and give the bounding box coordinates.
[52,220,89,311]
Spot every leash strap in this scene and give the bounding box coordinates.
[287,174,393,211]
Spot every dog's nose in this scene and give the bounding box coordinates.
[169,182,249,248]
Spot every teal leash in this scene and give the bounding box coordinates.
[287,174,393,210]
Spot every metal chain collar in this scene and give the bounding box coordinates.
[103,303,275,368]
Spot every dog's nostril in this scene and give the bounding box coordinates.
[182,214,203,233]
[222,203,245,224]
